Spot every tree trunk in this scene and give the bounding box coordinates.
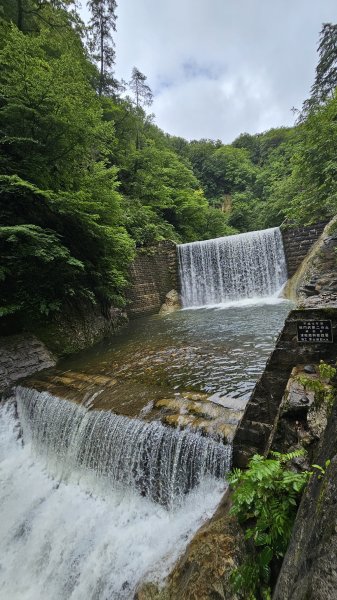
[17,0,24,30]
[99,24,104,96]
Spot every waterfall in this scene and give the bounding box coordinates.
[15,386,231,508]
[0,398,228,600]
[178,227,287,308]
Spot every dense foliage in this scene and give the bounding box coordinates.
[228,451,310,599]
[0,0,232,328]
[0,3,336,330]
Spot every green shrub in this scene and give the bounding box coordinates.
[228,451,310,599]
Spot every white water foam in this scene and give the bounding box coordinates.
[178,227,288,308]
[0,401,227,600]
[182,292,288,311]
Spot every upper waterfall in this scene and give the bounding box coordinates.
[178,227,287,308]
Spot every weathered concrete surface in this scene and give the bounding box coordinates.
[273,402,337,600]
[0,334,56,393]
[135,490,245,600]
[126,241,178,318]
[233,306,337,467]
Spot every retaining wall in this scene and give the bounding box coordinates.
[233,306,337,468]
[125,223,328,319]
[126,240,178,318]
[281,222,327,278]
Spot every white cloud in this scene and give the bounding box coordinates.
[81,0,337,142]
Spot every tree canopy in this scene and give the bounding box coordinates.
[1,2,336,331]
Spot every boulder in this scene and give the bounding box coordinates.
[159,290,181,315]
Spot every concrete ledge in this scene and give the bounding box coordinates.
[233,306,337,467]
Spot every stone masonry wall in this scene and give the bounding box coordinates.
[233,306,337,468]
[281,222,327,278]
[126,240,178,318]
[0,334,56,393]
[126,225,327,319]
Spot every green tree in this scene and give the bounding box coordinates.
[128,67,153,150]
[302,23,337,117]
[200,145,257,202]
[87,0,118,96]
[129,66,153,109]
[286,92,337,223]
[0,13,135,328]
[1,0,76,32]
[0,21,104,190]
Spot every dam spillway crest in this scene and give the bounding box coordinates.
[0,227,292,599]
[16,386,231,507]
[178,227,287,307]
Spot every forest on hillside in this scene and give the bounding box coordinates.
[0,1,337,328]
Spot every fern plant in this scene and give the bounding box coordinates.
[228,450,310,599]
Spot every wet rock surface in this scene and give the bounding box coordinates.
[271,366,330,468]
[293,223,337,307]
[135,490,245,600]
[33,303,128,357]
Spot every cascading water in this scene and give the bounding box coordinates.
[178,227,288,307]
[16,387,231,508]
[0,388,230,599]
[0,226,291,599]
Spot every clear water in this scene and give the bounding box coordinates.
[54,299,292,408]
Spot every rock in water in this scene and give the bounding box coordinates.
[159,290,181,314]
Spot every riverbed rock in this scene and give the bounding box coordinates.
[159,290,181,315]
[135,490,246,600]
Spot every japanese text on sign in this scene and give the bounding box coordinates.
[297,320,333,343]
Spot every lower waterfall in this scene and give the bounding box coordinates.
[17,387,231,508]
[178,227,287,307]
[0,389,230,599]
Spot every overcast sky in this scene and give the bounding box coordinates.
[81,1,336,143]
